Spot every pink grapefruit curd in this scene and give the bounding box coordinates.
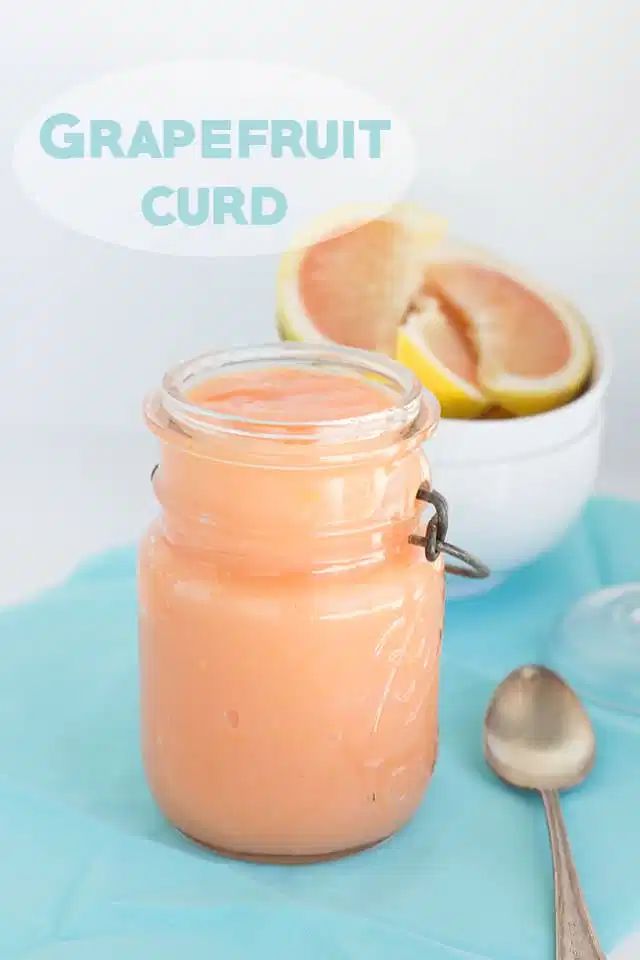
[139,345,444,861]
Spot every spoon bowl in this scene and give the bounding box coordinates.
[484,664,596,791]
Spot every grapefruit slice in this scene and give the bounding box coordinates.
[419,242,593,416]
[277,218,593,418]
[396,297,490,418]
[277,205,446,355]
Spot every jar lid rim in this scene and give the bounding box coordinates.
[159,343,439,444]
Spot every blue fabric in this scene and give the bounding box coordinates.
[1,497,639,960]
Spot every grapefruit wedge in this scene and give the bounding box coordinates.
[397,297,490,418]
[417,242,593,416]
[277,205,446,355]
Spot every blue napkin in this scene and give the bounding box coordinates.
[1,497,639,960]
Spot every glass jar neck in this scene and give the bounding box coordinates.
[146,344,439,571]
[147,343,438,465]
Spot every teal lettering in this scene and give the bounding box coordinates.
[358,120,391,158]
[201,121,232,158]
[176,186,210,226]
[306,120,339,159]
[89,120,124,158]
[163,120,195,157]
[238,120,268,158]
[342,120,355,159]
[271,120,304,158]
[39,112,83,159]
[127,120,162,159]
[213,188,247,224]
[251,186,287,225]
[141,186,175,225]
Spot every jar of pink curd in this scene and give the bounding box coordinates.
[139,343,487,862]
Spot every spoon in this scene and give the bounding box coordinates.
[484,664,605,959]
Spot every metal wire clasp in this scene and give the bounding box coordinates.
[409,484,490,580]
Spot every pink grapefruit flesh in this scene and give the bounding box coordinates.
[298,219,420,354]
[421,304,481,388]
[423,263,572,378]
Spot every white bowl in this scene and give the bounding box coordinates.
[427,333,611,595]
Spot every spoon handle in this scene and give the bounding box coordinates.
[541,790,605,959]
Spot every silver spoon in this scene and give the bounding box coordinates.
[484,664,605,959]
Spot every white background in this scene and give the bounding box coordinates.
[1,2,639,956]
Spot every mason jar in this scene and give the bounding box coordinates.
[139,343,484,862]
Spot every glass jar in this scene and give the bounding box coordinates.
[139,344,451,862]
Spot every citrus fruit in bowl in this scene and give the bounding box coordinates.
[276,206,594,419]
